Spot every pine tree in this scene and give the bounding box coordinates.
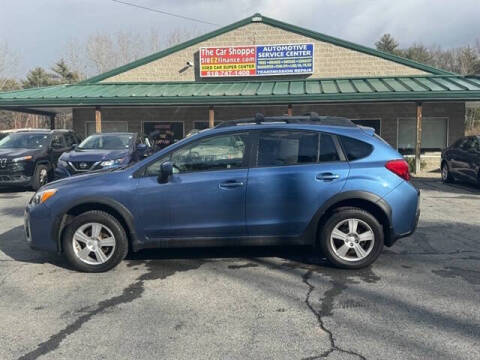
[22,67,56,88]
[51,59,80,84]
[375,34,400,54]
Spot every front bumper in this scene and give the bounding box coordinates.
[24,203,57,252]
[0,173,32,186]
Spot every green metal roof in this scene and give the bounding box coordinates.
[79,13,452,84]
[1,76,480,107]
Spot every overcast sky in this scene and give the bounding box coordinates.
[1,0,479,77]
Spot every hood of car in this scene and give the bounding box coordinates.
[60,148,130,162]
[0,148,43,160]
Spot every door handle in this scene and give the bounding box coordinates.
[219,181,245,189]
[316,172,340,181]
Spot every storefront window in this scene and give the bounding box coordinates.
[397,117,447,155]
[194,121,223,130]
[143,122,184,151]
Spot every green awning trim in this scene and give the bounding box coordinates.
[1,76,479,107]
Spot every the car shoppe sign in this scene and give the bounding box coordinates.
[199,43,314,77]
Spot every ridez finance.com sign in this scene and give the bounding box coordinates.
[199,43,314,77]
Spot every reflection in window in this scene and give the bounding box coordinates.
[170,133,247,173]
[257,131,339,167]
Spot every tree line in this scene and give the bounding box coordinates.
[0,31,479,131]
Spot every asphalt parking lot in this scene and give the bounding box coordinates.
[0,178,479,360]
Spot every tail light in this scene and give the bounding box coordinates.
[385,159,410,181]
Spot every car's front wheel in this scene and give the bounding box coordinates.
[62,211,128,272]
[441,162,454,183]
[31,164,49,191]
[319,207,384,269]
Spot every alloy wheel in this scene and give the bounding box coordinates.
[72,222,116,265]
[39,168,48,186]
[441,164,448,181]
[330,218,375,261]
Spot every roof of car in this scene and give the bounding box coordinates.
[87,132,135,136]
[0,128,48,133]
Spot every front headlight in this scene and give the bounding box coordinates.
[31,189,57,205]
[58,159,68,168]
[13,156,33,162]
[100,157,127,167]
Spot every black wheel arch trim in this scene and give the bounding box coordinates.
[304,190,393,246]
[53,196,139,253]
[35,159,52,170]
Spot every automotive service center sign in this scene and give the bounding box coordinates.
[199,43,314,77]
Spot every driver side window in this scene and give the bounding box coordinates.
[51,134,65,149]
[145,133,248,176]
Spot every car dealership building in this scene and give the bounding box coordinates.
[1,13,480,170]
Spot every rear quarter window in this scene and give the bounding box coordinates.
[340,136,373,161]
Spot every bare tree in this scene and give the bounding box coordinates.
[164,28,198,48]
[86,33,117,74]
[63,38,88,80]
[0,41,20,89]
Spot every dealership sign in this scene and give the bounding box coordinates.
[199,43,314,77]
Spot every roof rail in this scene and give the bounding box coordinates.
[216,113,356,128]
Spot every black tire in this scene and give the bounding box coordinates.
[319,207,384,269]
[31,164,49,191]
[62,210,128,272]
[441,161,454,183]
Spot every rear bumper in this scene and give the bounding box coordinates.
[388,208,420,245]
[383,182,420,247]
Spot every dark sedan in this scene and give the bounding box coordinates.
[441,135,480,186]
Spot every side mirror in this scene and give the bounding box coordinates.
[158,161,173,183]
[72,144,77,150]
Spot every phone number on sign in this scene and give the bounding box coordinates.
[200,70,255,77]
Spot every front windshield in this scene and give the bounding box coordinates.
[0,133,50,149]
[78,134,133,150]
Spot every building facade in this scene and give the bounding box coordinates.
[1,14,479,169]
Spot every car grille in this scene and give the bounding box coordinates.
[0,158,7,168]
[68,161,99,173]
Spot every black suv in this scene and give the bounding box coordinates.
[0,129,80,190]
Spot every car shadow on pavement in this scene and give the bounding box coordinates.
[0,225,66,267]
[128,245,330,266]
[412,177,480,195]
[0,224,328,270]
[0,186,32,194]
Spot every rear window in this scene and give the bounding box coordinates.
[340,136,373,161]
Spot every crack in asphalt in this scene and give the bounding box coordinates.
[17,259,205,360]
[301,269,367,360]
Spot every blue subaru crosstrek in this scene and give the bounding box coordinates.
[54,132,150,178]
[25,114,420,272]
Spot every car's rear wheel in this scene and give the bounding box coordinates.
[31,164,49,191]
[319,207,384,269]
[62,211,128,272]
[441,162,454,183]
